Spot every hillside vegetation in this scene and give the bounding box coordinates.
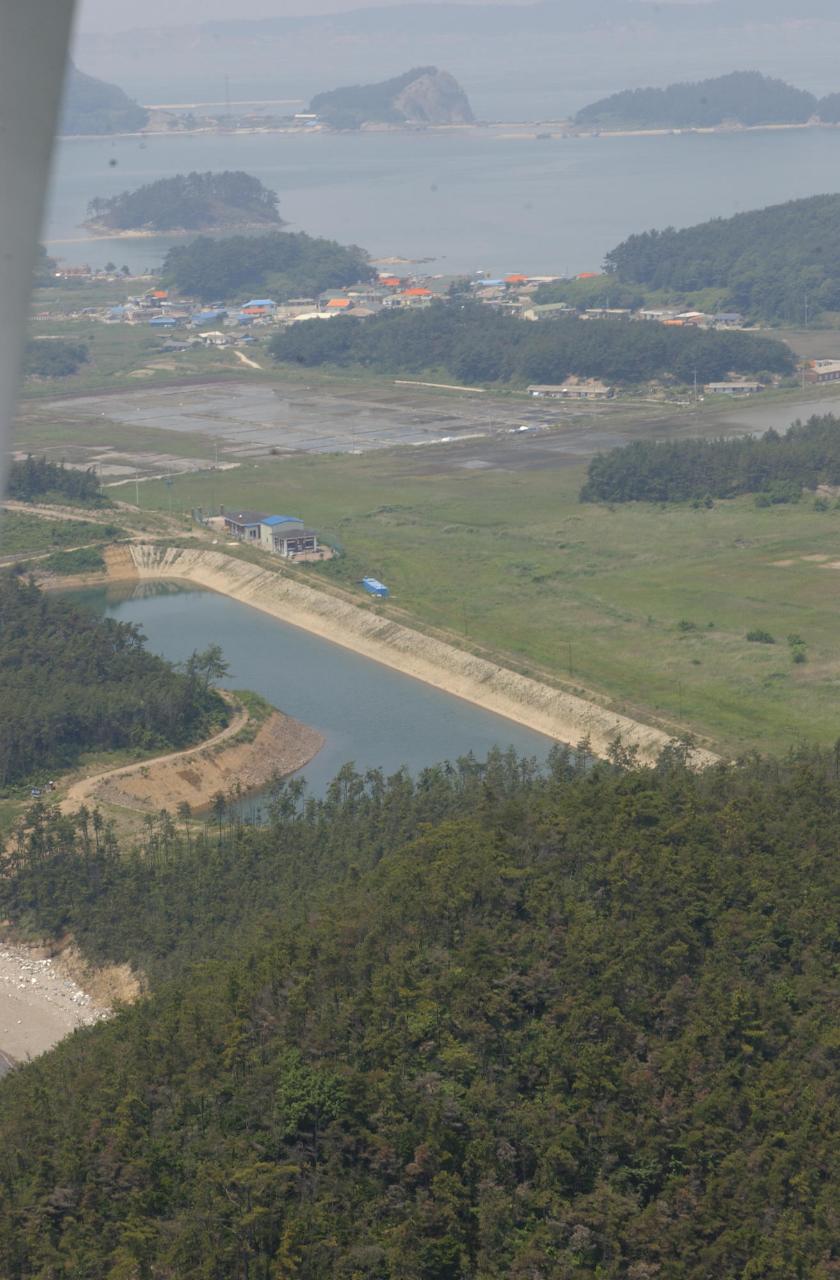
[575,70,817,129]
[0,575,228,787]
[8,455,107,506]
[163,230,373,302]
[582,413,840,503]
[269,305,794,386]
[86,171,281,233]
[310,66,474,129]
[605,193,840,322]
[1,746,839,1276]
[60,62,149,136]
[25,338,89,379]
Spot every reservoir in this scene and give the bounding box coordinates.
[70,580,554,799]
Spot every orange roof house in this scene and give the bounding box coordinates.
[325,298,352,309]
[505,273,528,284]
[402,287,432,297]
[380,276,402,288]
[575,272,599,280]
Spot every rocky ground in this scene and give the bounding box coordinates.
[0,941,108,1070]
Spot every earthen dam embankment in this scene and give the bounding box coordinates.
[125,545,718,766]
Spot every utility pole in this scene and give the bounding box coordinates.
[693,368,698,406]
[134,474,140,508]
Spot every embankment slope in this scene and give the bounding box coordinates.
[128,545,718,765]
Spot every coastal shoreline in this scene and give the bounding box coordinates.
[120,545,719,766]
[57,118,840,144]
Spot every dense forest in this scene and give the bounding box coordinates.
[163,231,373,302]
[86,171,281,233]
[0,575,228,786]
[581,413,840,503]
[575,71,817,129]
[25,337,89,378]
[310,66,474,129]
[1,743,840,1276]
[269,305,794,386]
[7,455,107,506]
[604,193,840,321]
[60,62,149,136]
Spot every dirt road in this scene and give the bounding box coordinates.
[60,693,249,815]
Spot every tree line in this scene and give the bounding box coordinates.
[1,741,839,1275]
[604,193,840,322]
[25,338,89,378]
[87,171,281,232]
[0,575,229,787]
[270,304,795,386]
[7,454,106,505]
[163,229,374,302]
[581,413,840,503]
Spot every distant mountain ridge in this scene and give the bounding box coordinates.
[310,67,475,129]
[61,61,148,136]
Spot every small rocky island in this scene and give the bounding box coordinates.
[84,171,282,236]
[310,66,475,130]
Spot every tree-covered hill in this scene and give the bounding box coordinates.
[1,745,839,1276]
[604,193,840,322]
[60,62,149,136]
[86,171,281,234]
[575,70,817,129]
[581,412,840,503]
[270,304,794,386]
[163,230,374,302]
[0,575,227,787]
[310,66,474,129]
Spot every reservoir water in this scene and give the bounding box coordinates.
[45,125,840,278]
[70,581,554,800]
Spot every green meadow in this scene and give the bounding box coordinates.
[140,452,840,756]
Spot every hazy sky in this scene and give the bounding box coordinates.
[76,0,531,34]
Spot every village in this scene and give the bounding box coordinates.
[36,262,840,398]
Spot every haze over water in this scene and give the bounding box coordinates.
[45,125,840,277]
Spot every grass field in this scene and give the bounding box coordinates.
[0,512,124,558]
[136,451,840,756]
[21,318,254,399]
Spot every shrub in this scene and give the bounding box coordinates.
[746,629,775,644]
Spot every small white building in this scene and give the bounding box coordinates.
[705,381,764,396]
[527,380,614,401]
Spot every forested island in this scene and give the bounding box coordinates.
[85,171,281,235]
[605,193,840,322]
[582,413,840,503]
[0,576,228,787]
[0,743,839,1274]
[60,61,149,136]
[575,71,819,130]
[163,230,374,301]
[269,304,794,387]
[310,66,475,129]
